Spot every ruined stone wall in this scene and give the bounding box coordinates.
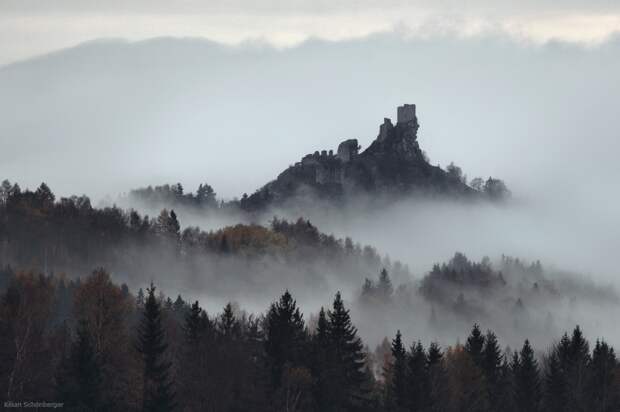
[337,139,359,162]
[397,104,416,124]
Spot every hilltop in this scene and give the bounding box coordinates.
[238,104,508,211]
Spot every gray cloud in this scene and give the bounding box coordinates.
[2,1,620,65]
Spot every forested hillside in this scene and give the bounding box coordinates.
[0,269,617,411]
[0,180,409,298]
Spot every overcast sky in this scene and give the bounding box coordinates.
[2,0,620,65]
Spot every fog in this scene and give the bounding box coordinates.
[2,32,620,347]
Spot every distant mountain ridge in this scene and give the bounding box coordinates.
[239,104,507,211]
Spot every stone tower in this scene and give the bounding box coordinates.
[337,139,359,162]
[397,104,416,124]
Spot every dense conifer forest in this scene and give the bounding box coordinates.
[0,268,618,411]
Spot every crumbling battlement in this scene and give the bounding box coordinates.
[294,104,420,186]
[337,139,359,162]
[397,104,416,124]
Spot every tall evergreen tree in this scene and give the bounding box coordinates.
[264,290,306,388]
[427,342,443,368]
[587,340,618,412]
[136,283,175,412]
[56,320,102,411]
[183,301,200,343]
[543,349,566,412]
[465,323,485,369]
[389,330,407,410]
[179,300,212,411]
[513,340,541,412]
[313,307,336,411]
[496,355,516,412]
[426,342,447,412]
[218,302,240,338]
[377,268,393,301]
[408,340,428,411]
[566,326,590,412]
[328,291,369,410]
[482,330,503,410]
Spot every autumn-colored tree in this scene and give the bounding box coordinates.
[445,344,489,412]
[73,269,136,408]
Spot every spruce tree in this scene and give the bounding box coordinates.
[496,355,516,412]
[513,340,541,412]
[465,323,485,369]
[57,320,102,411]
[219,302,240,338]
[566,326,590,412]
[543,349,566,412]
[265,290,306,388]
[426,342,447,412]
[328,291,369,410]
[378,268,393,301]
[136,283,175,412]
[587,340,618,412]
[482,330,503,410]
[408,340,428,411]
[179,300,212,411]
[183,301,204,344]
[427,342,443,368]
[172,295,185,314]
[390,330,407,410]
[313,307,335,410]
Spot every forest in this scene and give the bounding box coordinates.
[0,268,618,411]
[0,180,410,303]
[1,181,619,411]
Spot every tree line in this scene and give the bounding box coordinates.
[0,268,617,411]
[0,180,408,282]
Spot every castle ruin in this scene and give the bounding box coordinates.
[290,104,420,186]
[397,104,416,124]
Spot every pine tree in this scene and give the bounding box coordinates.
[328,291,369,410]
[218,302,240,338]
[482,330,503,410]
[241,316,269,411]
[513,340,541,412]
[56,320,102,410]
[389,330,407,410]
[179,300,213,411]
[566,326,590,412]
[427,342,443,368]
[378,268,393,301]
[587,340,618,412]
[265,291,306,388]
[496,355,516,412]
[465,323,485,369]
[426,342,447,412]
[168,210,180,238]
[184,300,205,344]
[136,283,175,412]
[313,307,335,411]
[543,349,566,412]
[408,340,428,411]
[172,295,185,313]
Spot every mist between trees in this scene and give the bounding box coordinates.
[0,268,618,411]
[2,179,619,350]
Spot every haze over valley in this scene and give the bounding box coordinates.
[1,3,620,410]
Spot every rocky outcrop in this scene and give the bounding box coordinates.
[241,104,479,210]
